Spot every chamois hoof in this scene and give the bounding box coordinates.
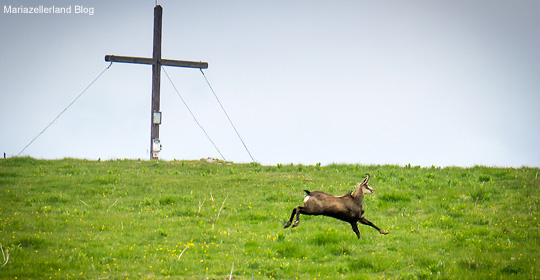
[380,230,389,235]
[292,221,299,228]
[284,222,291,229]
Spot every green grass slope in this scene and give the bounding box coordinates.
[1,157,539,279]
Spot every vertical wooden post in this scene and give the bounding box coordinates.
[151,5,162,160]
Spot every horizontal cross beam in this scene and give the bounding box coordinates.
[105,55,208,69]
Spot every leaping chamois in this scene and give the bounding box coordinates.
[284,173,388,239]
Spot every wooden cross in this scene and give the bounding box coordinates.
[105,5,208,160]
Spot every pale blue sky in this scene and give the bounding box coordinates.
[1,0,539,167]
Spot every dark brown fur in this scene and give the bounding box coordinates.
[284,173,388,239]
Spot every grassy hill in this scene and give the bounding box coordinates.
[1,157,539,279]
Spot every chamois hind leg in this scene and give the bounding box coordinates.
[292,206,304,227]
[285,207,304,228]
[359,217,388,234]
[284,207,298,228]
[351,222,361,239]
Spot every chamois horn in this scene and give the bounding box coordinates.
[363,173,370,184]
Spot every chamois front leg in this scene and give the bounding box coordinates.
[359,217,388,234]
[351,222,361,239]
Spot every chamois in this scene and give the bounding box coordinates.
[284,173,388,239]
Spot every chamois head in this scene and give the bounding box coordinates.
[360,173,374,194]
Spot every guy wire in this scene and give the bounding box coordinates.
[162,67,226,161]
[18,63,113,156]
[200,69,256,163]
